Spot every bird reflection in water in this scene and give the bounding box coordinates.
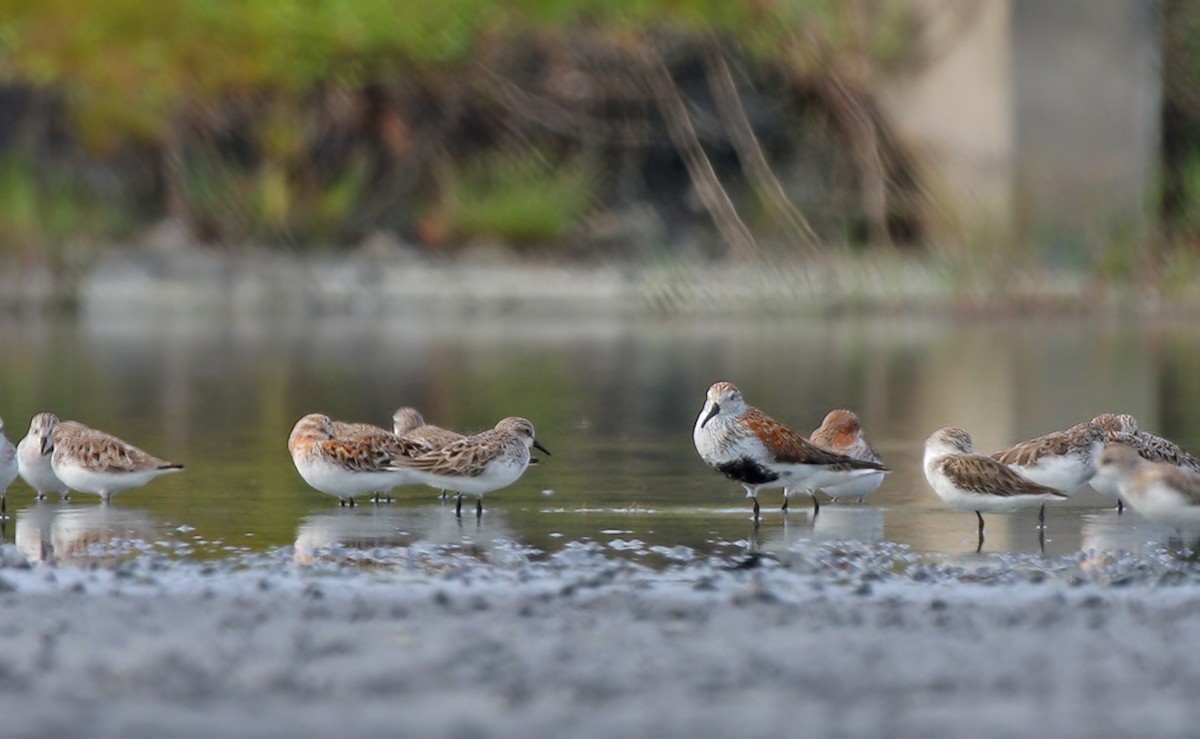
[293,505,517,565]
[15,503,159,565]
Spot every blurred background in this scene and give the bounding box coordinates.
[0,0,1192,294]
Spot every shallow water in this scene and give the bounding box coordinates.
[1,312,1198,569]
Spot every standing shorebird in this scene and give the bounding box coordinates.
[393,407,464,449]
[332,416,429,503]
[924,426,1067,550]
[392,407,425,437]
[1089,413,1200,513]
[17,413,70,501]
[44,419,184,502]
[990,420,1104,522]
[333,419,392,439]
[288,413,422,507]
[693,382,887,520]
[393,407,466,500]
[799,409,887,511]
[1092,444,1200,530]
[402,417,548,519]
[0,419,17,517]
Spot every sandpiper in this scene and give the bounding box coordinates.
[1089,413,1200,512]
[45,418,184,502]
[0,418,17,517]
[393,407,465,451]
[693,382,887,520]
[332,417,429,502]
[288,413,421,507]
[924,426,1067,548]
[332,419,393,439]
[1092,413,1200,468]
[991,420,1104,521]
[1091,413,1140,438]
[17,413,70,502]
[392,407,424,437]
[402,417,548,519]
[1093,444,1200,530]
[393,407,466,500]
[798,409,887,511]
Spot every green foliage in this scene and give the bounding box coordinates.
[1,0,921,251]
[181,149,371,246]
[4,0,491,148]
[0,156,131,260]
[1171,148,1200,238]
[442,151,596,246]
[4,0,912,148]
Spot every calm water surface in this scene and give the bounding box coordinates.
[1,312,1197,566]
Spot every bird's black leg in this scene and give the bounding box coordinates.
[752,497,760,520]
[812,495,820,517]
[781,496,789,512]
[476,498,483,520]
[1117,499,1124,514]
[1038,504,1046,529]
[455,494,463,518]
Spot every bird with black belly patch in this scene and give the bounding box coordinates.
[693,382,887,521]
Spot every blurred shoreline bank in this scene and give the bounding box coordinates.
[3,237,1196,319]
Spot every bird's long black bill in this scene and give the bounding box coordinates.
[40,435,53,456]
[533,439,551,456]
[700,403,720,428]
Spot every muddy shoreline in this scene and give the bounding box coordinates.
[0,541,1197,738]
[7,243,1194,319]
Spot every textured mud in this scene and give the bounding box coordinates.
[0,537,1199,738]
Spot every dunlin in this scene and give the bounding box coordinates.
[45,419,184,502]
[0,418,17,516]
[801,409,887,510]
[403,417,548,518]
[1093,444,1200,530]
[924,426,1066,548]
[693,382,887,520]
[17,413,70,501]
[991,420,1104,520]
[288,413,420,507]
[1089,413,1200,512]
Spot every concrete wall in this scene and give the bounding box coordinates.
[1013,0,1161,248]
[883,2,1015,235]
[883,0,1162,252]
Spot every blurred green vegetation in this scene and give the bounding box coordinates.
[3,1,1197,270]
[0,0,920,255]
[438,150,597,246]
[0,154,134,262]
[1163,0,1200,253]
